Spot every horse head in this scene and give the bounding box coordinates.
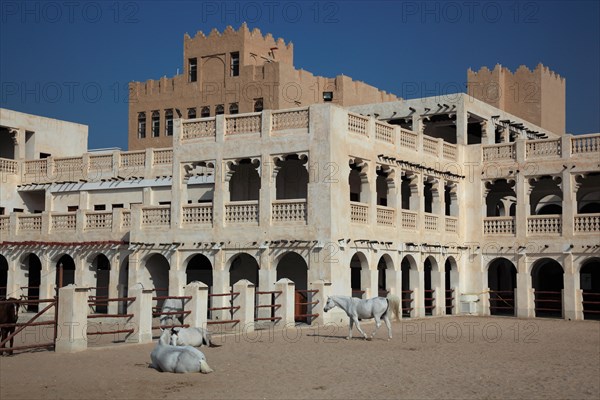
[323,296,335,312]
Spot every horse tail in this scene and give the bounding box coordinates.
[386,294,401,322]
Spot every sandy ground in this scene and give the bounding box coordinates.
[1,316,599,400]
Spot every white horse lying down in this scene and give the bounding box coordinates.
[150,329,214,374]
[170,327,221,348]
[159,298,184,327]
[324,294,400,340]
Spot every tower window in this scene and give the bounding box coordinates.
[323,92,333,102]
[165,109,174,136]
[151,111,160,137]
[254,98,263,112]
[188,108,196,119]
[230,52,239,77]
[200,106,210,118]
[215,104,224,115]
[229,103,239,115]
[189,58,197,82]
[137,112,146,138]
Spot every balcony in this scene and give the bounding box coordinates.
[527,215,562,235]
[574,213,600,234]
[272,200,307,224]
[225,201,259,225]
[484,217,516,235]
[182,204,213,226]
[376,206,395,227]
[350,202,368,224]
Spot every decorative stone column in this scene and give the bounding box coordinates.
[233,279,255,333]
[184,281,209,328]
[274,278,295,326]
[126,286,153,344]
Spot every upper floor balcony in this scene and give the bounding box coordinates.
[481,133,599,163]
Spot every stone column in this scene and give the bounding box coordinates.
[432,265,445,316]
[361,266,376,299]
[211,255,230,322]
[311,279,332,325]
[184,281,209,328]
[516,255,533,318]
[39,253,55,300]
[55,285,90,353]
[413,263,425,318]
[233,279,255,333]
[126,286,153,344]
[257,252,275,319]
[562,253,577,320]
[274,278,295,326]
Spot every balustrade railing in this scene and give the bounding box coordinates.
[271,109,309,131]
[375,122,394,144]
[484,217,515,235]
[422,137,438,156]
[0,216,9,232]
[17,215,42,232]
[0,158,18,174]
[401,210,417,230]
[51,213,77,231]
[445,216,458,233]
[225,114,261,135]
[272,200,307,223]
[571,134,599,155]
[120,151,145,168]
[182,118,216,139]
[141,206,171,227]
[121,210,131,229]
[443,143,457,161]
[399,128,417,150]
[153,149,173,165]
[347,113,369,136]
[182,204,213,225]
[424,213,438,231]
[225,201,259,224]
[482,143,516,161]
[376,206,395,226]
[574,213,600,233]
[527,215,561,235]
[526,139,561,158]
[85,211,113,230]
[350,202,368,224]
[88,154,113,172]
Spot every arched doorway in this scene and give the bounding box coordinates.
[580,258,600,320]
[55,254,76,288]
[377,255,392,297]
[186,254,213,286]
[487,258,517,316]
[531,258,564,318]
[91,254,110,314]
[444,257,458,315]
[424,257,437,316]
[144,254,170,305]
[350,253,366,298]
[401,255,416,317]
[277,252,308,322]
[22,254,41,312]
[229,253,259,286]
[0,254,7,298]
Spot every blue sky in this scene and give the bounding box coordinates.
[1,0,598,150]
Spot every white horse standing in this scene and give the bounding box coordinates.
[170,327,220,348]
[150,329,214,374]
[324,294,400,340]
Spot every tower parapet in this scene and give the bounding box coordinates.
[468,63,565,135]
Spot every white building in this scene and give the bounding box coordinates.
[1,92,599,323]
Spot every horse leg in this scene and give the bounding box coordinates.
[371,315,382,339]
[383,316,392,340]
[347,319,353,340]
[353,318,368,340]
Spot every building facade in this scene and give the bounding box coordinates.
[1,97,598,322]
[128,24,397,150]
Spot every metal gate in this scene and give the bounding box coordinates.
[0,297,57,355]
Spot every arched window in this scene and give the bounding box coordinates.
[229,103,239,115]
[137,112,146,138]
[215,104,224,115]
[254,98,263,112]
[187,108,196,119]
[200,106,210,118]
[165,109,173,136]
[151,111,160,137]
